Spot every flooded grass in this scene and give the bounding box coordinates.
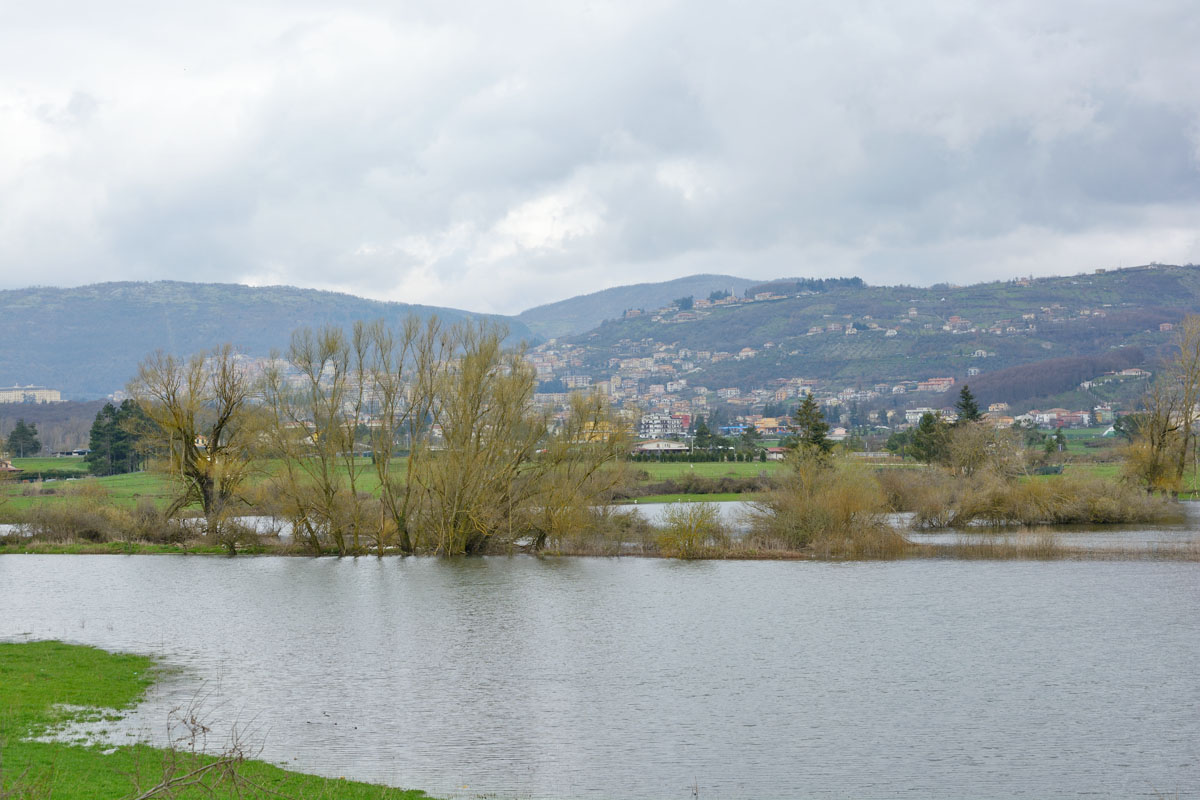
[0,641,435,799]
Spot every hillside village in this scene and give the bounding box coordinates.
[526,330,1146,445]
[521,267,1178,444]
[7,264,1198,454]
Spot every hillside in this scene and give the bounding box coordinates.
[557,264,1200,409]
[516,273,762,338]
[0,282,530,398]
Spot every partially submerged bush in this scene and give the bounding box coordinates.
[751,455,910,558]
[656,501,727,558]
[890,467,1180,529]
[536,505,652,556]
[23,503,129,543]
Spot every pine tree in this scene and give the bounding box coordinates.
[955,385,983,424]
[6,420,40,458]
[86,400,148,476]
[790,394,832,455]
[911,412,950,464]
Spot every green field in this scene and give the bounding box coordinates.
[10,456,90,474]
[0,471,178,518]
[0,640,433,799]
[633,461,783,479]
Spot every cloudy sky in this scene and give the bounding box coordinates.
[3,1,1199,314]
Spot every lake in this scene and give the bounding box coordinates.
[1,555,1197,799]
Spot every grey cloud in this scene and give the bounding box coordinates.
[1,0,1198,312]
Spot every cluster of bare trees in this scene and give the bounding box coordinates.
[129,317,629,555]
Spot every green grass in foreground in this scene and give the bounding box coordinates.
[0,640,434,799]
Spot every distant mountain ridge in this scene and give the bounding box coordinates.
[6,266,1200,407]
[516,273,762,338]
[0,281,529,398]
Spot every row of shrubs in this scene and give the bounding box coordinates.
[875,467,1176,528]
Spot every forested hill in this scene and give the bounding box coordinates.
[0,282,529,398]
[516,273,762,338]
[566,264,1200,395]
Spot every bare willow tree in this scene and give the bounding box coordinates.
[1128,375,1184,493]
[365,316,449,555]
[525,390,631,551]
[260,324,377,555]
[1130,315,1200,493]
[408,320,546,554]
[129,345,260,548]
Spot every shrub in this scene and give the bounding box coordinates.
[656,502,727,558]
[752,455,910,558]
[889,467,1180,529]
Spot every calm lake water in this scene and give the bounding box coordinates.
[1,555,1198,799]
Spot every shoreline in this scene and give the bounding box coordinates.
[0,640,435,799]
[2,537,1198,561]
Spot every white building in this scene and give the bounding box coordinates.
[0,385,61,403]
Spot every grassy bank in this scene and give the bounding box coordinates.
[0,640,433,799]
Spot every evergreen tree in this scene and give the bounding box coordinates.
[692,417,713,450]
[954,385,983,424]
[790,394,832,455]
[911,412,950,464]
[6,419,40,458]
[86,400,149,476]
[886,429,913,459]
[739,425,763,453]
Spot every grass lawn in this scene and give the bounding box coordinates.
[633,461,782,480]
[1057,427,1122,456]
[0,640,434,799]
[10,456,89,474]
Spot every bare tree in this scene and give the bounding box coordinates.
[260,325,370,555]
[1168,316,1200,484]
[408,320,544,554]
[365,316,449,555]
[525,390,631,551]
[130,345,261,549]
[1131,315,1200,493]
[1129,374,1185,493]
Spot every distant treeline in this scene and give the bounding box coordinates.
[968,348,1145,406]
[744,277,865,296]
[0,400,104,453]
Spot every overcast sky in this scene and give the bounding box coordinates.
[3,1,1199,314]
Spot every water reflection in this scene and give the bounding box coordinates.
[1,555,1198,799]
